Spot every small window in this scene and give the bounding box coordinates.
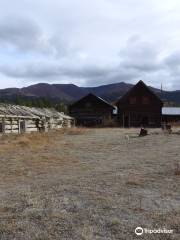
[129,97,136,104]
[142,96,150,105]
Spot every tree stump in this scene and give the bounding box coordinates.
[139,128,148,137]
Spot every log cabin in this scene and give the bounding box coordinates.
[69,93,116,127]
[116,80,163,127]
[0,104,75,134]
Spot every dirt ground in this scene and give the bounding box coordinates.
[0,128,179,240]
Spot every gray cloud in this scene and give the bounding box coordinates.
[0,37,177,88]
[0,16,68,57]
[0,0,180,89]
[0,16,43,51]
[0,61,111,80]
[119,37,162,72]
[164,52,180,67]
[1,34,180,89]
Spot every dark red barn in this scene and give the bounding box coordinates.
[116,80,163,127]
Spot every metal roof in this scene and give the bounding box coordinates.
[97,96,115,109]
[162,107,180,116]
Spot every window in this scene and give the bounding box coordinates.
[129,97,136,104]
[142,96,150,105]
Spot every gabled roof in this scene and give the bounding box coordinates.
[70,93,115,109]
[0,103,74,119]
[116,80,163,105]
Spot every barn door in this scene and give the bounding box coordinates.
[124,116,129,127]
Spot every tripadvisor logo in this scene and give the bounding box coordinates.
[135,227,143,236]
[135,227,174,236]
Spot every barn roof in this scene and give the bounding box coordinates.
[116,80,163,105]
[71,93,115,109]
[162,107,180,116]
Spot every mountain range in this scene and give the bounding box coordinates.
[0,82,180,105]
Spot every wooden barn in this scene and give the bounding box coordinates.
[116,80,163,127]
[0,104,75,134]
[69,93,115,127]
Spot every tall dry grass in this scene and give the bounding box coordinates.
[54,127,90,135]
[0,127,89,152]
[0,132,51,150]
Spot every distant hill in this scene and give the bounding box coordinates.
[0,82,180,105]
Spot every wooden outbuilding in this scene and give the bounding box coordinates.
[162,107,180,124]
[69,93,115,127]
[0,104,75,134]
[116,80,163,127]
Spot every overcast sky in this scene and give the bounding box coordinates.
[1,0,180,90]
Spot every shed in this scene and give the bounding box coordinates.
[162,107,180,123]
[0,104,75,134]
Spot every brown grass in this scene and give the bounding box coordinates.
[0,132,51,151]
[65,127,89,135]
[0,128,179,239]
[0,128,88,151]
[126,173,144,186]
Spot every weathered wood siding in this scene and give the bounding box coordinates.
[70,93,115,127]
[116,81,163,127]
[0,104,75,134]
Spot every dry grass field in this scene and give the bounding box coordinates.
[0,128,179,240]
